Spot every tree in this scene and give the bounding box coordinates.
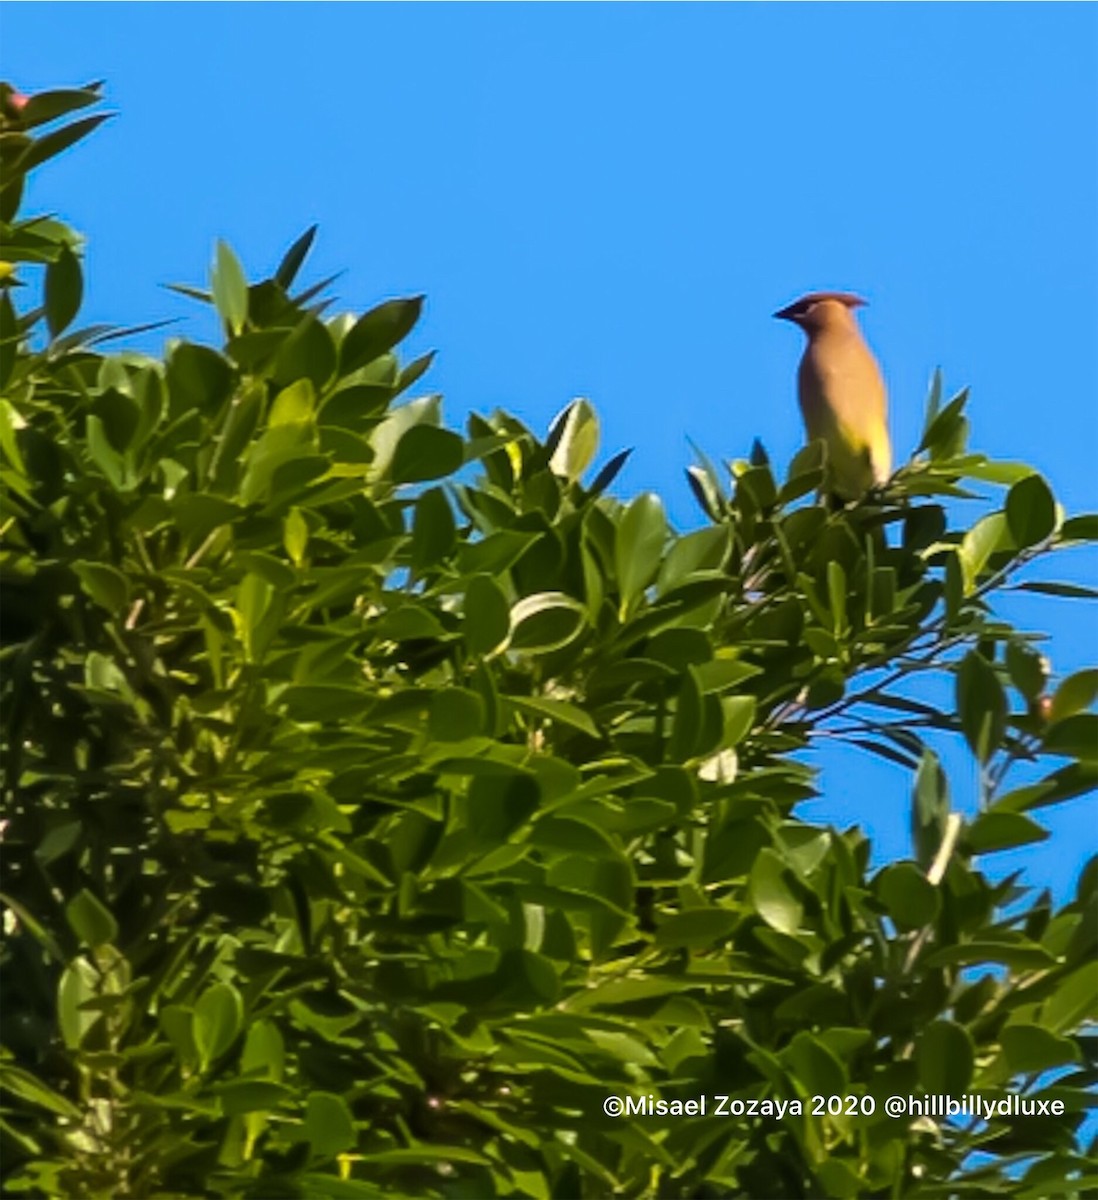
[1,83,1095,1200]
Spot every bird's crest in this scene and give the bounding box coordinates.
[774,292,867,321]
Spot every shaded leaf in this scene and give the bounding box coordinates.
[966,811,1049,853]
[411,486,456,570]
[876,862,939,928]
[306,1091,357,1158]
[390,424,463,484]
[464,574,511,657]
[956,650,1006,763]
[918,1020,974,1093]
[1006,473,1056,548]
[44,243,82,338]
[341,296,422,374]
[274,224,318,289]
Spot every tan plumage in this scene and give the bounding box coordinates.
[774,291,891,500]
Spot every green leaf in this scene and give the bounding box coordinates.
[1043,714,1098,762]
[241,1018,285,1080]
[19,87,100,130]
[1049,669,1098,723]
[389,424,464,484]
[911,749,950,869]
[0,397,27,475]
[44,243,82,338]
[73,561,131,613]
[298,1177,389,1200]
[1005,639,1047,702]
[921,940,1056,970]
[84,651,132,699]
[0,293,16,389]
[464,574,511,657]
[720,695,756,747]
[273,314,336,391]
[215,1080,293,1117]
[1041,966,1098,1034]
[508,695,600,740]
[20,113,111,172]
[279,685,375,723]
[321,383,393,430]
[616,493,666,616]
[668,666,704,761]
[548,398,599,482]
[918,388,969,456]
[1006,473,1056,548]
[960,512,1009,593]
[966,811,1049,853]
[785,1032,847,1099]
[458,530,538,576]
[274,224,318,289]
[1000,1024,1080,1074]
[340,296,423,374]
[655,907,738,949]
[991,761,1098,813]
[956,650,1006,764]
[166,342,235,417]
[0,1064,82,1120]
[428,688,485,742]
[589,447,632,496]
[509,592,587,655]
[685,464,723,521]
[957,456,1036,485]
[1059,513,1098,542]
[211,240,249,336]
[58,958,99,1049]
[269,377,316,426]
[192,982,243,1071]
[917,1020,974,1093]
[827,560,847,635]
[749,849,802,934]
[1011,580,1098,600]
[283,507,309,567]
[922,367,943,435]
[658,527,729,593]
[735,463,777,512]
[876,863,939,928]
[85,414,128,490]
[411,486,456,570]
[65,888,118,947]
[694,657,762,693]
[306,1091,357,1158]
[93,386,141,454]
[235,572,274,662]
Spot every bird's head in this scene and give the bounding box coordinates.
[774,292,867,334]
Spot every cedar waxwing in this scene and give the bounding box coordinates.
[774,292,891,500]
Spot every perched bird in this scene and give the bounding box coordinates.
[774,291,891,501]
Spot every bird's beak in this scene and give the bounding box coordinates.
[773,304,798,323]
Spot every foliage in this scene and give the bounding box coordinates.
[1,83,1096,1200]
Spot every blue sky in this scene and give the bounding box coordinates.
[7,3,1097,896]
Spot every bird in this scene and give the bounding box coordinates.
[774,291,891,501]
